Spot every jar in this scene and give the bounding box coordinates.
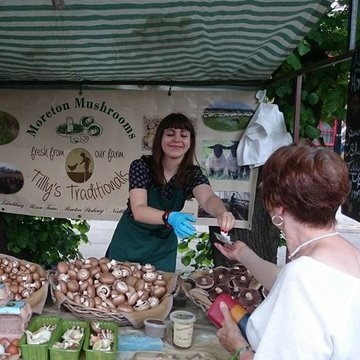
[144,318,167,338]
[170,310,196,349]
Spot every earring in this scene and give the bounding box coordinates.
[271,215,283,227]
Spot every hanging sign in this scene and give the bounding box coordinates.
[0,89,258,229]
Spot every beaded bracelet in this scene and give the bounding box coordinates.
[229,345,253,359]
[162,210,173,229]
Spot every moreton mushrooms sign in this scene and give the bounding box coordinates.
[343,46,360,222]
[0,89,258,229]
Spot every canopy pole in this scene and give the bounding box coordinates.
[293,75,303,144]
[348,0,358,50]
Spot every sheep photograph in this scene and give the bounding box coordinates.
[202,140,250,181]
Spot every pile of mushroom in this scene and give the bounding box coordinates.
[53,257,168,313]
[0,256,47,302]
[186,265,264,313]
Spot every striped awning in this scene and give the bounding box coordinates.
[0,0,332,85]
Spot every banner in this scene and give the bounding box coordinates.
[0,89,258,229]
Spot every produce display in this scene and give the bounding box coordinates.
[0,257,47,301]
[89,322,114,351]
[183,265,266,313]
[52,257,168,312]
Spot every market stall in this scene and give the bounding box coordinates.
[0,254,265,359]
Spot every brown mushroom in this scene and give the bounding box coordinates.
[195,275,214,290]
[232,272,252,289]
[96,284,111,299]
[238,288,262,308]
[151,285,166,298]
[211,266,232,285]
[126,291,139,306]
[77,268,90,282]
[117,303,134,313]
[134,299,150,311]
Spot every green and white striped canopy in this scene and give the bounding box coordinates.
[0,0,332,85]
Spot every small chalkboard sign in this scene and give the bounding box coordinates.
[342,45,360,221]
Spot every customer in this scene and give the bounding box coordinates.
[215,143,360,359]
[106,113,235,272]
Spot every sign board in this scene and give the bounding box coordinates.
[0,89,258,229]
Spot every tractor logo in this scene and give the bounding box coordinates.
[56,116,103,143]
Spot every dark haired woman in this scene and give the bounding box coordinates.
[106,113,235,272]
[215,144,360,359]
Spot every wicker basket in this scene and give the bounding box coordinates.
[50,271,178,328]
[0,253,49,314]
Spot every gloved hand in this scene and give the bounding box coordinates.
[168,212,196,238]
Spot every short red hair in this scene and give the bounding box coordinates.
[262,144,350,227]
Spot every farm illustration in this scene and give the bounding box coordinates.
[65,148,94,183]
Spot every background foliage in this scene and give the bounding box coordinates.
[266,0,358,138]
[2,213,89,268]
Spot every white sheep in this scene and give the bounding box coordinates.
[205,144,229,177]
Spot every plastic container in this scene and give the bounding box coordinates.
[144,318,167,338]
[19,316,62,360]
[169,310,196,349]
[49,319,89,360]
[207,293,250,341]
[84,321,118,360]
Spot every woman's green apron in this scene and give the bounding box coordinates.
[107,184,185,272]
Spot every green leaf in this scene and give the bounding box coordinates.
[181,256,191,266]
[178,242,189,252]
[307,93,319,105]
[305,125,321,139]
[297,40,311,56]
[286,52,302,70]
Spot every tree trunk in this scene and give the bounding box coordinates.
[210,167,280,267]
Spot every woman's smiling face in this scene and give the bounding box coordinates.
[161,127,191,159]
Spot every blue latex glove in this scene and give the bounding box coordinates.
[168,212,196,238]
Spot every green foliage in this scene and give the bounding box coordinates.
[266,2,357,138]
[178,232,213,270]
[2,213,90,268]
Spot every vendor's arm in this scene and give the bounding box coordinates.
[193,183,235,232]
[215,241,280,291]
[129,188,164,224]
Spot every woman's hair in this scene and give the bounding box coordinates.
[262,144,350,227]
[149,113,197,187]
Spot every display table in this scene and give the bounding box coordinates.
[38,295,231,360]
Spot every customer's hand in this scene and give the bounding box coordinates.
[214,240,252,263]
[217,211,235,233]
[168,212,196,238]
[216,301,248,354]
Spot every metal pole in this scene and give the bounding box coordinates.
[348,0,358,51]
[293,75,303,143]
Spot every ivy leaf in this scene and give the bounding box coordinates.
[297,40,311,56]
[196,242,205,251]
[286,53,302,70]
[178,241,189,252]
[181,256,191,266]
